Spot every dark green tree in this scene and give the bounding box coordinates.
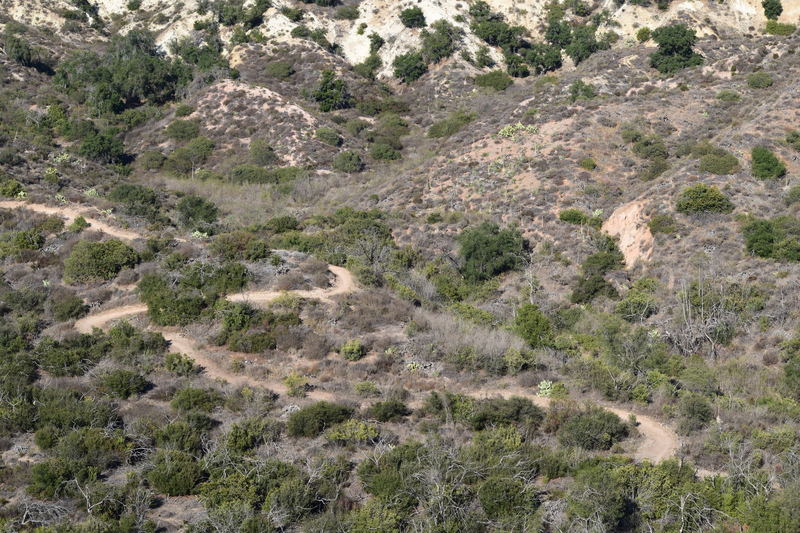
[457,222,525,282]
[763,0,783,20]
[312,70,353,112]
[649,24,703,74]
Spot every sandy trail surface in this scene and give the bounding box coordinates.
[5,201,681,464]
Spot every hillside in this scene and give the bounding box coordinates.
[1,0,800,531]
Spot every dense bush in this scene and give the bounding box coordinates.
[420,20,463,63]
[557,406,628,450]
[63,240,139,284]
[165,136,215,176]
[249,138,278,165]
[787,130,800,151]
[559,208,602,228]
[469,396,544,431]
[524,43,562,74]
[677,393,713,433]
[287,401,353,437]
[399,7,426,28]
[312,70,353,112]
[79,131,125,163]
[177,194,218,227]
[751,146,786,179]
[165,119,200,141]
[98,369,149,398]
[649,24,703,74]
[474,70,512,90]
[514,304,552,348]
[265,60,295,78]
[50,291,89,321]
[315,127,342,146]
[109,183,162,220]
[742,216,800,261]
[457,222,525,282]
[333,150,364,173]
[427,111,475,138]
[171,387,223,412]
[367,400,411,422]
[699,151,739,175]
[763,0,783,20]
[747,72,774,88]
[147,450,203,496]
[0,178,23,197]
[340,339,366,361]
[478,476,533,519]
[55,30,190,115]
[393,51,428,83]
[765,20,796,36]
[675,184,734,214]
[369,143,401,161]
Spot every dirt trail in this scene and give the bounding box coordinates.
[8,202,680,465]
[0,200,143,242]
[473,386,678,463]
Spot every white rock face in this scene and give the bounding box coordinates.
[3,0,778,77]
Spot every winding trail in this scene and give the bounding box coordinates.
[3,200,680,464]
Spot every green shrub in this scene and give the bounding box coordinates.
[333,151,364,173]
[675,184,734,214]
[514,304,552,348]
[315,127,342,146]
[265,60,295,78]
[335,5,359,20]
[648,214,678,234]
[616,288,659,322]
[175,103,194,117]
[747,72,774,88]
[716,90,740,102]
[165,136,215,176]
[399,7,426,28]
[369,143,401,161]
[226,418,280,453]
[633,135,668,160]
[79,131,125,163]
[177,195,218,227]
[171,387,223,412]
[393,51,427,83]
[765,20,796,36]
[649,24,703,74]
[147,450,203,496]
[557,406,629,450]
[457,222,524,282]
[0,178,23,197]
[324,419,379,445]
[751,146,786,179]
[569,80,597,102]
[420,20,463,63]
[785,185,800,205]
[742,216,800,261]
[677,393,713,433]
[787,130,800,151]
[699,152,739,175]
[762,0,783,20]
[165,352,200,376]
[340,339,366,361]
[427,111,475,138]
[165,119,200,141]
[559,208,602,228]
[229,164,275,184]
[469,396,543,431]
[139,150,166,170]
[579,157,597,170]
[474,69,512,90]
[367,400,411,422]
[98,369,149,398]
[287,401,353,437]
[313,70,353,112]
[63,240,139,284]
[50,291,89,321]
[478,476,533,520]
[249,138,278,165]
[636,27,651,42]
[570,274,618,304]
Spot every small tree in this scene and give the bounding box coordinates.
[762,0,783,20]
[393,51,427,83]
[312,70,353,112]
[649,24,703,74]
[675,184,734,214]
[457,222,525,282]
[751,146,786,179]
[399,7,426,28]
[514,304,552,348]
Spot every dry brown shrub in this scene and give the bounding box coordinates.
[274,271,310,291]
